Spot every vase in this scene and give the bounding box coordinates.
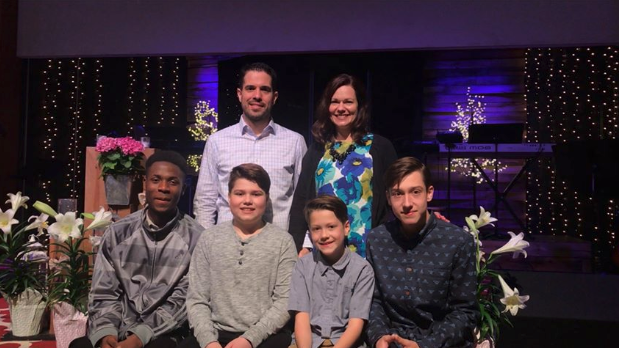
[5,288,46,337]
[104,175,133,205]
[53,302,88,348]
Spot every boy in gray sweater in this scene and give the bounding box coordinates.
[180,163,297,348]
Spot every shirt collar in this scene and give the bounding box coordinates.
[316,247,352,275]
[391,213,437,248]
[238,116,276,137]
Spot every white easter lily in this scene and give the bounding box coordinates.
[469,206,498,229]
[498,275,529,316]
[48,212,83,242]
[86,207,113,230]
[6,192,29,211]
[490,231,530,259]
[26,213,49,235]
[0,208,18,234]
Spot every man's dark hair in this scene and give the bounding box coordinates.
[384,156,432,193]
[312,73,370,145]
[304,195,349,226]
[145,150,188,177]
[238,62,278,91]
[228,163,271,195]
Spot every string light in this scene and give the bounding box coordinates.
[525,46,618,267]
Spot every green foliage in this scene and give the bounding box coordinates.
[0,223,47,298]
[97,150,144,177]
[48,235,92,314]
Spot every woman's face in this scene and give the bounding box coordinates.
[329,85,358,135]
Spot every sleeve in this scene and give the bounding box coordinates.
[371,135,399,226]
[416,236,479,348]
[348,262,375,320]
[288,257,311,313]
[365,235,394,346]
[242,236,297,347]
[129,256,192,344]
[193,136,219,229]
[186,235,219,348]
[87,228,124,347]
[292,134,308,196]
[288,145,318,251]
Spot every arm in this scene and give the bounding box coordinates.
[242,236,297,347]
[333,318,364,348]
[288,145,318,251]
[193,137,219,229]
[186,236,219,348]
[415,237,479,348]
[294,312,312,348]
[335,262,375,348]
[289,258,312,348]
[88,229,123,347]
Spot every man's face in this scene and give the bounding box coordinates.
[145,161,184,217]
[387,171,434,233]
[237,70,278,124]
[228,178,268,227]
[309,209,350,265]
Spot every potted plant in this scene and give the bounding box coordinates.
[35,202,113,348]
[95,136,145,205]
[0,192,49,337]
[464,207,531,347]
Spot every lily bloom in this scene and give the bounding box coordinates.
[6,192,29,211]
[498,275,529,315]
[0,208,18,234]
[48,212,83,243]
[470,206,498,229]
[490,231,529,259]
[26,213,49,235]
[86,207,113,231]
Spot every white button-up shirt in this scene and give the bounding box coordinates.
[193,116,307,230]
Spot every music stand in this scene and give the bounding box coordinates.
[436,131,463,218]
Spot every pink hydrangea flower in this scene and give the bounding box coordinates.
[95,136,119,153]
[117,137,144,155]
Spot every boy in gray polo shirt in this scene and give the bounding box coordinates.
[289,195,374,348]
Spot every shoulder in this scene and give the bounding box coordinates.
[106,210,143,237]
[295,252,317,271]
[177,212,206,234]
[369,133,396,152]
[264,223,295,243]
[209,122,239,140]
[348,252,374,274]
[432,219,475,247]
[367,222,392,241]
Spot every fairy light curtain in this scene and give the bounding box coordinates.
[525,46,618,269]
[26,57,187,210]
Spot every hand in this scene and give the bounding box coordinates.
[206,342,224,348]
[224,337,252,348]
[392,334,419,348]
[298,247,311,258]
[101,335,119,348]
[433,211,450,223]
[375,334,396,348]
[117,334,143,348]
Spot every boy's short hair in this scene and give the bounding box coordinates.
[228,163,271,195]
[145,150,187,177]
[384,156,432,192]
[304,195,349,225]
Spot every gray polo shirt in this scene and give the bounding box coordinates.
[289,248,375,348]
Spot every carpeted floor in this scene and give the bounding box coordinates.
[0,298,56,348]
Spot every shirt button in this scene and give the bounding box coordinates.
[240,251,244,255]
[406,267,413,272]
[404,290,410,296]
[238,261,242,265]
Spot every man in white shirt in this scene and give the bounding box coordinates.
[193,62,307,231]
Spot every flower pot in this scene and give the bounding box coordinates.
[104,175,134,205]
[53,302,88,348]
[6,288,46,337]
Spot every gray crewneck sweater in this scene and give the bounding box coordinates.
[186,221,297,347]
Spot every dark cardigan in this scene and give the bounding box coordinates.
[288,134,398,251]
